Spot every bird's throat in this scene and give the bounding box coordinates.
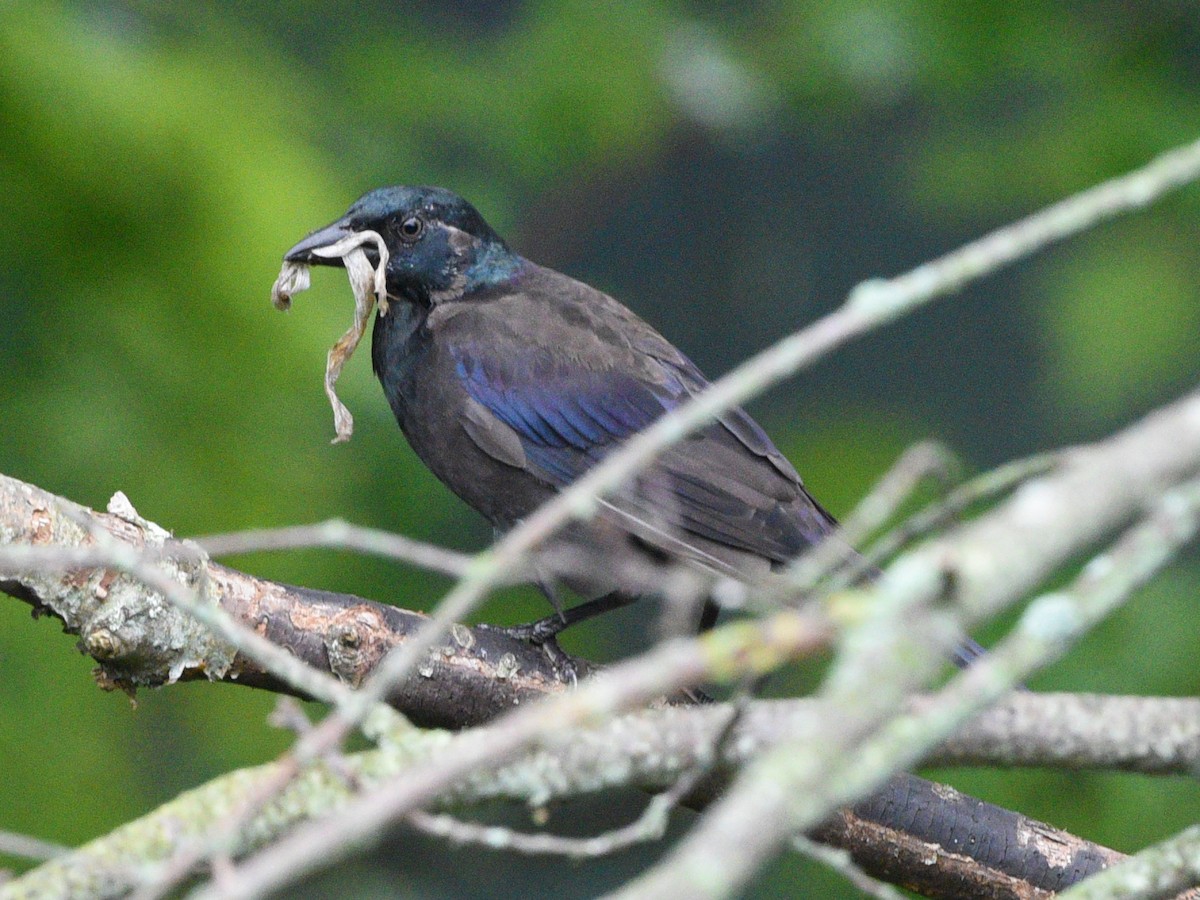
[370,295,429,391]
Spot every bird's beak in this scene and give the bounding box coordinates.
[284,218,355,267]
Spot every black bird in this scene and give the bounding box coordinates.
[283,186,848,657]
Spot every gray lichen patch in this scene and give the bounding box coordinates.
[0,476,237,690]
[81,550,236,688]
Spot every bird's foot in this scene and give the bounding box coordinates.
[480,615,579,686]
[678,686,715,705]
[534,635,579,687]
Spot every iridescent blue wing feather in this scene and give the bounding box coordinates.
[447,282,837,571]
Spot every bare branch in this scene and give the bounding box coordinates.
[932,693,1200,774]
[4,693,1158,900]
[9,393,1200,900]
[405,799,676,859]
[192,520,475,579]
[3,470,1190,900]
[4,496,1196,900]
[0,831,67,863]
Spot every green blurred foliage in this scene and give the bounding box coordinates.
[1,1,1198,896]
[1037,217,1200,421]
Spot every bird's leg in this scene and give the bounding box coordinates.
[500,590,637,644]
[953,637,987,668]
[483,591,638,683]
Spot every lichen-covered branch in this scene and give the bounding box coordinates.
[3,691,1165,900]
[928,693,1200,774]
[0,472,575,729]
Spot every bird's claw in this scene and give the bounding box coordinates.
[480,617,579,686]
[489,611,570,646]
[535,635,579,687]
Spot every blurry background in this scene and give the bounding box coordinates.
[2,1,1199,896]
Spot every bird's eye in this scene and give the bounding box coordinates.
[397,215,425,243]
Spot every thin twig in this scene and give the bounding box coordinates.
[832,440,961,548]
[0,831,67,862]
[405,808,656,858]
[781,440,960,597]
[191,520,476,579]
[841,450,1062,587]
[408,699,744,860]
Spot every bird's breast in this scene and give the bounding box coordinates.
[370,303,555,528]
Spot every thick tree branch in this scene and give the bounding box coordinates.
[7,468,1200,772]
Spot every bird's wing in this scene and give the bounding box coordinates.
[441,271,836,570]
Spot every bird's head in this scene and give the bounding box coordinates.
[284,186,522,304]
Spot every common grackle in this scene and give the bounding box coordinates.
[283,187,882,660]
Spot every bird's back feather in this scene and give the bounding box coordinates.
[427,263,838,577]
